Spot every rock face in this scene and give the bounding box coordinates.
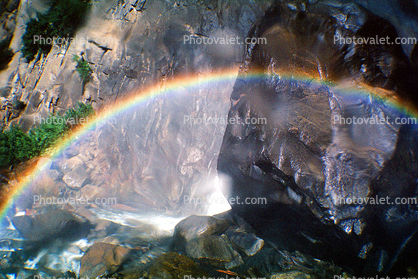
[1,0,277,216]
[0,0,273,125]
[218,0,418,276]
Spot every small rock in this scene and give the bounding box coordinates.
[77,153,90,163]
[85,150,94,160]
[85,161,95,169]
[226,229,264,256]
[62,164,89,189]
[79,242,130,278]
[60,156,83,171]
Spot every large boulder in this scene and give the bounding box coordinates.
[11,209,92,242]
[173,215,229,242]
[172,215,243,268]
[218,0,418,276]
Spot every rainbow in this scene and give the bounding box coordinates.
[0,67,416,223]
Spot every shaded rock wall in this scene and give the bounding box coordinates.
[218,0,418,276]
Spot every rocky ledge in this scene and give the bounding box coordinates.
[0,207,352,278]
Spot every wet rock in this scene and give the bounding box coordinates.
[11,209,91,242]
[217,0,418,276]
[216,211,264,257]
[91,220,120,238]
[233,247,349,278]
[74,206,100,224]
[226,229,264,256]
[185,234,243,269]
[173,215,229,242]
[172,215,242,268]
[246,1,418,107]
[79,242,130,278]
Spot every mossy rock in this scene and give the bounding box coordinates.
[147,252,208,279]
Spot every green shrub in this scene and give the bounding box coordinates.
[65,101,95,122]
[21,0,91,61]
[29,114,68,154]
[0,125,35,167]
[0,102,95,169]
[72,55,92,83]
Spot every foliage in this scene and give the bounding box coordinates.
[0,102,94,169]
[72,55,92,83]
[0,39,14,71]
[21,0,91,61]
[65,101,95,122]
[0,125,35,167]
[21,16,52,61]
[29,114,68,155]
